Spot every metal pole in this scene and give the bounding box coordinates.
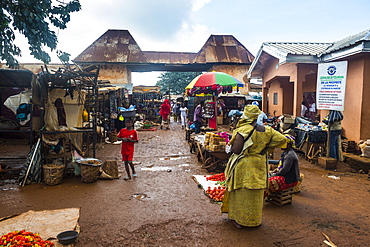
[21,138,41,186]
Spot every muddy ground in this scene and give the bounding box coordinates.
[1,121,369,247]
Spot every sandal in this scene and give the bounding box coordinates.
[123,176,131,180]
[230,220,243,229]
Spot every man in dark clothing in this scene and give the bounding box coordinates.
[193,100,204,134]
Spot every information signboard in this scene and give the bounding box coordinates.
[316,61,348,111]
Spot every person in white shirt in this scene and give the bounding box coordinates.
[301,101,308,117]
[179,103,188,129]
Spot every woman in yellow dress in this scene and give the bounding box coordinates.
[222,105,286,228]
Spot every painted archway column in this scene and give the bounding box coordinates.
[293,64,304,117]
[262,86,269,113]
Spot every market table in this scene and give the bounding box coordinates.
[189,137,230,173]
[294,129,327,161]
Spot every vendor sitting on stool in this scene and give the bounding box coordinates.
[265,134,300,198]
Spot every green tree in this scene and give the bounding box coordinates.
[0,0,81,66]
[156,71,200,95]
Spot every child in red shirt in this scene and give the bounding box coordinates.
[117,118,138,180]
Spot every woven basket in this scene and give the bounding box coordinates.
[78,158,102,183]
[43,164,65,186]
[102,160,119,178]
[108,133,118,143]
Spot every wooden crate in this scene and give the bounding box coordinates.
[318,157,338,170]
[342,140,356,153]
[267,188,293,206]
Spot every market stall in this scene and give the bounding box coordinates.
[294,117,327,161]
[185,72,243,132]
[189,131,231,172]
[131,86,162,122]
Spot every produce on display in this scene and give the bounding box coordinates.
[204,172,225,181]
[0,230,54,247]
[203,172,226,202]
[205,186,225,202]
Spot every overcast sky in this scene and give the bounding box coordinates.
[14,0,370,86]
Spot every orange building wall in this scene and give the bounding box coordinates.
[262,58,296,84]
[360,56,370,140]
[341,58,364,141]
[268,79,283,116]
[282,80,294,114]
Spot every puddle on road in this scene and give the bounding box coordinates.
[141,167,172,171]
[141,163,191,172]
[132,193,148,200]
[159,156,190,161]
[178,164,190,167]
[0,180,20,191]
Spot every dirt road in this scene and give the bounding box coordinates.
[1,121,369,246]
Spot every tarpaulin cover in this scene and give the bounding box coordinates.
[0,208,80,240]
[192,175,220,190]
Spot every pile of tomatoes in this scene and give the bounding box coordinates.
[0,230,54,247]
[205,172,225,181]
[206,186,225,202]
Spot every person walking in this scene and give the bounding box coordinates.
[159,99,171,130]
[179,103,188,129]
[221,104,286,228]
[117,118,139,180]
[193,100,204,134]
[172,103,179,122]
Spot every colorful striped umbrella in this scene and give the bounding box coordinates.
[185,72,243,89]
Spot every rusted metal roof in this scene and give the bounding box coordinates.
[143,51,197,64]
[73,30,254,71]
[74,30,149,63]
[193,35,254,64]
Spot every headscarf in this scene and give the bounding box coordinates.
[236,104,261,127]
[283,134,296,149]
[160,99,171,120]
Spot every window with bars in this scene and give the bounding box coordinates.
[273,93,278,105]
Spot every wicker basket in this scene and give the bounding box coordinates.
[108,132,118,143]
[43,164,65,186]
[77,158,102,183]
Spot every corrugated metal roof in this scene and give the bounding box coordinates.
[322,29,370,54]
[143,51,197,64]
[73,30,254,70]
[264,42,332,56]
[194,35,254,64]
[74,30,149,63]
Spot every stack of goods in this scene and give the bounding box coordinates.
[342,140,356,153]
[204,132,213,149]
[205,133,227,152]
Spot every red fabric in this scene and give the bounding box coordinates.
[121,153,134,161]
[117,128,138,155]
[160,99,171,120]
[265,176,298,197]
